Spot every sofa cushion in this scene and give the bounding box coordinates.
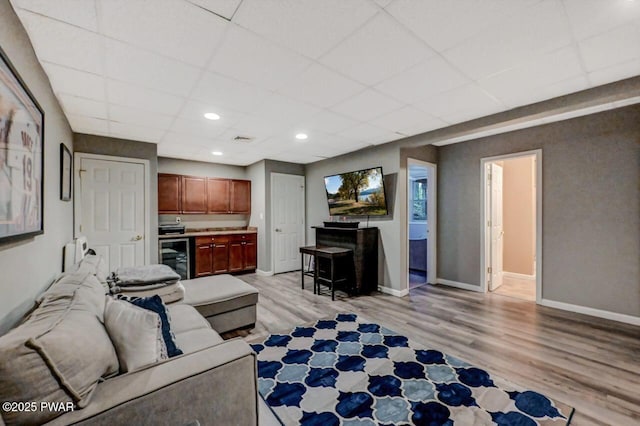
[117,295,183,358]
[0,290,118,425]
[181,275,259,318]
[104,298,167,373]
[173,328,224,354]
[167,304,212,334]
[38,272,107,321]
[75,254,110,292]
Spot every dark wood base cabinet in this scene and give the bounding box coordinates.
[195,234,256,277]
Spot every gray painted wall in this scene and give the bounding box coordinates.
[305,144,402,290]
[74,133,159,263]
[247,161,267,271]
[264,160,305,272]
[437,105,640,317]
[0,0,74,334]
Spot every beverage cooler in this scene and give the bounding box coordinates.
[159,238,190,280]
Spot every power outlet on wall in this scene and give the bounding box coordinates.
[175,216,181,224]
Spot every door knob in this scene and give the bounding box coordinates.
[275,228,282,232]
[133,235,143,241]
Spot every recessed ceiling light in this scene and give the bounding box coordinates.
[295,133,308,140]
[211,151,223,156]
[204,112,220,120]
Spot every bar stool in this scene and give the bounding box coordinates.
[314,247,353,300]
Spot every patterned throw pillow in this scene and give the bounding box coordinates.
[116,295,183,357]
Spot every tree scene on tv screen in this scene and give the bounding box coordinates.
[325,168,387,216]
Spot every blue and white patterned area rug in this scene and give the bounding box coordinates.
[250,314,574,425]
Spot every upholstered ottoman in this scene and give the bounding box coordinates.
[180,275,259,333]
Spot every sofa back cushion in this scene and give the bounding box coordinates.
[0,288,118,425]
[38,272,107,321]
[75,254,110,292]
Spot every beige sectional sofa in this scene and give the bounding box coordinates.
[0,267,259,425]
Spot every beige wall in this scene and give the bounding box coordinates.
[503,156,535,275]
[0,0,74,333]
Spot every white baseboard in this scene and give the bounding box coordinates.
[255,269,274,277]
[378,286,409,297]
[503,271,535,281]
[436,278,483,293]
[539,298,640,326]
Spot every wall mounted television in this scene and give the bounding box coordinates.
[324,167,388,216]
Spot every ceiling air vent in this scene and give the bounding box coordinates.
[232,135,254,143]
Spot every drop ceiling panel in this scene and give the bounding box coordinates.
[588,58,640,87]
[374,56,470,104]
[67,114,109,134]
[186,0,242,20]
[169,117,229,139]
[13,0,98,31]
[442,0,573,80]
[478,46,585,108]
[106,80,185,116]
[42,63,106,101]
[209,24,311,91]
[562,0,640,41]
[98,0,228,68]
[579,23,640,73]
[319,12,435,86]
[178,100,244,128]
[276,64,366,108]
[109,122,165,143]
[191,71,271,113]
[337,122,399,145]
[374,106,446,136]
[251,94,321,127]
[16,11,103,74]
[386,0,540,52]
[293,110,361,135]
[105,39,200,97]
[332,89,404,122]
[416,84,504,123]
[109,104,173,130]
[58,94,108,120]
[233,0,379,59]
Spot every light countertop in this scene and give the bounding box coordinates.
[158,227,257,239]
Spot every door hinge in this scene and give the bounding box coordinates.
[487,267,492,274]
[487,220,491,227]
[79,224,83,232]
[488,173,492,181]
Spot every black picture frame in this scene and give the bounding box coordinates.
[60,143,71,201]
[0,45,45,244]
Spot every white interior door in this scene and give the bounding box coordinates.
[272,173,305,274]
[490,163,504,290]
[77,157,146,271]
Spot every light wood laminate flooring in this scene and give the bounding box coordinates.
[229,272,640,425]
[492,275,536,301]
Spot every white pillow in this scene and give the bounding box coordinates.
[103,298,167,373]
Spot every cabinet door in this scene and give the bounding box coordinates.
[195,244,213,277]
[228,239,244,272]
[158,174,181,214]
[230,180,251,214]
[207,178,230,214]
[212,241,229,274]
[182,176,207,213]
[243,239,257,270]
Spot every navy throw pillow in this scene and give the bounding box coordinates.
[116,294,183,358]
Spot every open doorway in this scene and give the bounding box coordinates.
[407,159,437,289]
[481,150,541,302]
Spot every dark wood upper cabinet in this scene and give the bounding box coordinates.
[182,176,207,214]
[157,174,251,215]
[230,180,251,214]
[207,178,231,214]
[158,174,181,214]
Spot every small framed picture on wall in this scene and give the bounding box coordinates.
[60,143,71,201]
